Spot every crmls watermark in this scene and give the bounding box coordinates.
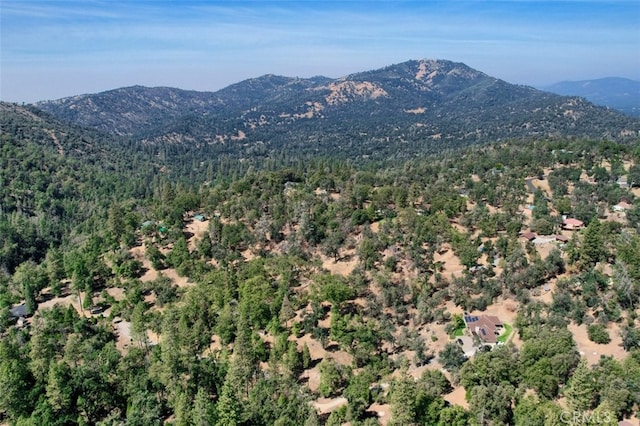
[559,410,614,425]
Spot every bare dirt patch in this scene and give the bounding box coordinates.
[298,333,352,367]
[159,268,191,288]
[606,208,629,225]
[619,418,640,426]
[295,332,353,393]
[305,366,321,393]
[106,287,125,301]
[370,221,380,233]
[130,245,191,288]
[185,218,210,251]
[323,81,388,105]
[38,292,83,315]
[241,248,256,262]
[485,298,519,325]
[312,397,347,415]
[530,277,556,305]
[568,322,627,366]
[320,250,358,277]
[45,129,64,155]
[37,286,109,319]
[114,320,133,353]
[231,130,246,140]
[532,239,560,259]
[368,403,391,425]
[444,385,469,409]
[433,248,464,279]
[113,320,160,354]
[415,60,429,80]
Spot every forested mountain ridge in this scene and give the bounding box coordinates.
[0,102,161,272]
[543,77,640,117]
[1,101,144,164]
[35,86,227,136]
[37,59,640,160]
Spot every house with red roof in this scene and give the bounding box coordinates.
[554,234,569,243]
[520,231,537,241]
[464,314,504,344]
[562,217,584,230]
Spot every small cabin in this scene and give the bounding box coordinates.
[554,234,569,243]
[520,232,537,241]
[612,201,633,212]
[617,177,629,188]
[562,218,584,231]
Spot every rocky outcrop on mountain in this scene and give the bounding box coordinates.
[36,59,640,159]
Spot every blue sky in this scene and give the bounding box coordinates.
[1,0,639,103]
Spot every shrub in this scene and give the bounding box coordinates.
[587,324,611,344]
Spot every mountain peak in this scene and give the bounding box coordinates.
[34,59,640,157]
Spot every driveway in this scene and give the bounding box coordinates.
[456,335,477,357]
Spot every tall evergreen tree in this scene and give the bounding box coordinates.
[389,369,417,426]
[216,376,239,426]
[564,359,595,411]
[580,219,606,267]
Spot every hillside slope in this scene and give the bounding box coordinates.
[37,59,640,160]
[0,102,157,271]
[2,98,640,424]
[543,77,640,117]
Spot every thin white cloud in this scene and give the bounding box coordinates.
[1,0,638,102]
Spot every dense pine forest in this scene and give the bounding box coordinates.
[1,99,640,426]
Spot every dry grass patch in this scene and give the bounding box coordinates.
[185,218,210,251]
[568,322,627,366]
[320,250,358,277]
[433,248,464,279]
[444,385,469,409]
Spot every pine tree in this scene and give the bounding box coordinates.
[389,370,417,426]
[318,359,342,398]
[564,359,595,411]
[279,293,294,327]
[304,409,320,426]
[130,301,149,351]
[45,247,65,296]
[107,203,125,245]
[301,342,312,370]
[284,340,301,377]
[216,376,239,426]
[173,390,192,426]
[0,338,33,420]
[580,219,605,267]
[193,387,217,426]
